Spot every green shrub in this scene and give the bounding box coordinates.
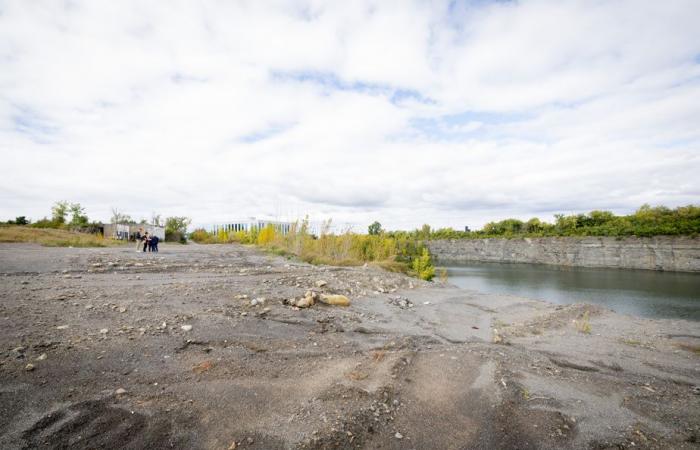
[411,248,435,281]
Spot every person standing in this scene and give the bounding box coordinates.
[135,229,142,251]
[143,232,150,252]
[151,235,159,253]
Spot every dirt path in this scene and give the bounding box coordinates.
[0,243,698,449]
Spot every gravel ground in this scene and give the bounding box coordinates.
[0,243,698,449]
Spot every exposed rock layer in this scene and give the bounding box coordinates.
[427,236,700,272]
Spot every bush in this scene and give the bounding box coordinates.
[411,248,435,281]
[165,216,191,243]
[257,224,276,245]
[402,204,700,240]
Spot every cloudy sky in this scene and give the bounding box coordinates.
[1,0,699,230]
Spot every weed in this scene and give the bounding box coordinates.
[521,389,531,400]
[371,350,386,362]
[575,311,592,334]
[189,218,436,280]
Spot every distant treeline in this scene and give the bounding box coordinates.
[3,201,192,243]
[385,205,700,240]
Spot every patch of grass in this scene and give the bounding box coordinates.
[0,226,123,247]
[621,338,642,347]
[575,311,592,334]
[675,343,700,355]
[347,370,369,381]
[371,350,386,362]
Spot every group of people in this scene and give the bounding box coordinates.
[134,229,159,253]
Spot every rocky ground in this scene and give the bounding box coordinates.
[0,243,698,449]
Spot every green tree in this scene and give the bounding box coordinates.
[165,216,192,243]
[110,208,133,224]
[69,203,88,226]
[51,201,69,224]
[368,221,383,236]
[14,216,29,225]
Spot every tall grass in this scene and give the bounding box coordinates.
[190,219,436,280]
[0,225,122,247]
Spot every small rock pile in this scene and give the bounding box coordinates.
[388,296,413,309]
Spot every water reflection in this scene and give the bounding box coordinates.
[444,262,700,321]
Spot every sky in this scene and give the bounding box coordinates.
[1,0,699,231]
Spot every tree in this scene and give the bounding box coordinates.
[151,212,162,227]
[110,208,133,224]
[14,216,29,225]
[165,216,192,243]
[51,201,69,224]
[69,203,88,226]
[368,221,383,236]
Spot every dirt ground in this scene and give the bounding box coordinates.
[0,243,698,449]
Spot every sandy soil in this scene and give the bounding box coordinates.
[0,243,698,449]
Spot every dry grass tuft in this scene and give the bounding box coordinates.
[0,226,122,247]
[371,350,386,362]
[575,311,592,334]
[675,343,700,355]
[347,370,369,381]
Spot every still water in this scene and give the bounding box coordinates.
[444,262,700,321]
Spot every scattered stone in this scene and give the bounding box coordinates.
[394,432,403,439]
[234,294,248,300]
[118,307,127,313]
[251,298,266,306]
[36,353,47,361]
[315,280,327,287]
[99,328,109,334]
[388,296,413,309]
[240,312,248,316]
[56,325,69,330]
[115,388,127,395]
[181,325,193,332]
[25,363,35,371]
[493,329,503,344]
[296,296,314,308]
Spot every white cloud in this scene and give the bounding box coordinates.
[0,0,699,230]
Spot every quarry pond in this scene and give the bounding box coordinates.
[445,261,700,321]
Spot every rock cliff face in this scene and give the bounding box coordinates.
[426,236,700,272]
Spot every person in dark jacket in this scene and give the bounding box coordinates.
[151,235,159,252]
[142,232,150,252]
